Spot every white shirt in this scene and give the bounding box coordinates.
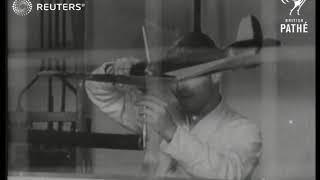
[85,62,262,180]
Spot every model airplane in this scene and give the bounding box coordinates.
[38,14,280,88]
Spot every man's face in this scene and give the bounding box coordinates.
[173,75,218,114]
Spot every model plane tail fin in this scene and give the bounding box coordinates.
[228,15,281,55]
[228,15,263,54]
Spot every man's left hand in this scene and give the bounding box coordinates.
[137,95,181,142]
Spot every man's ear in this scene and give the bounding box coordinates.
[211,73,222,84]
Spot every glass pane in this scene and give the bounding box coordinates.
[7,0,315,180]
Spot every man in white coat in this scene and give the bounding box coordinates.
[85,22,262,179]
[85,59,262,179]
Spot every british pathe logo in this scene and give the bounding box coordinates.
[280,0,309,33]
[281,0,307,16]
[12,0,33,16]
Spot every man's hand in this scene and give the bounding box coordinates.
[112,57,140,75]
[104,57,141,88]
[137,95,185,142]
[104,57,141,76]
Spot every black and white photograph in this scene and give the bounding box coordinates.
[6,0,315,180]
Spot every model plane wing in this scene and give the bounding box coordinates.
[37,71,177,88]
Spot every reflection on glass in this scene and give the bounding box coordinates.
[7,0,315,180]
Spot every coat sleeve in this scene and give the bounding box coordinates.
[162,122,262,180]
[85,62,142,133]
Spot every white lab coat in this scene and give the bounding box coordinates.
[85,62,262,180]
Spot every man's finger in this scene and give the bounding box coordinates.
[137,100,164,113]
[113,61,121,75]
[138,109,156,123]
[104,63,114,74]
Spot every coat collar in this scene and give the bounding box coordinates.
[190,97,227,139]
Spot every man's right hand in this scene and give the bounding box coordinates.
[106,57,141,76]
